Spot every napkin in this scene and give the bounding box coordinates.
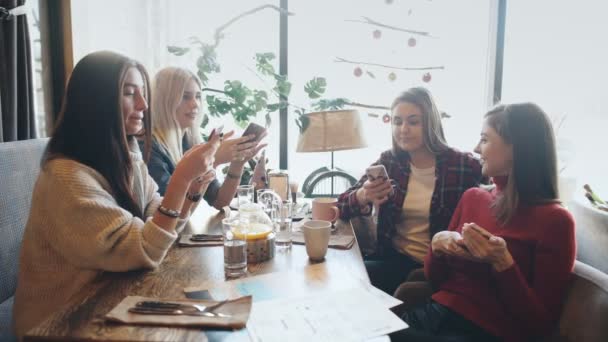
[292,219,355,250]
[105,295,252,329]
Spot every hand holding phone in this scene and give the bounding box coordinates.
[360,165,392,209]
[365,165,389,182]
[241,122,266,144]
[209,125,224,140]
[463,223,493,240]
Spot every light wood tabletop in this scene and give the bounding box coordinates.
[24,203,370,341]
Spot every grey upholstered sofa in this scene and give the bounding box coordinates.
[0,138,49,339]
[394,260,608,342]
[569,195,608,274]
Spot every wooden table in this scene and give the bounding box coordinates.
[24,204,370,341]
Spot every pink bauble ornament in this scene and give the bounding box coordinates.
[373,29,382,39]
[354,67,363,77]
[383,113,391,123]
[422,72,432,83]
[408,37,417,47]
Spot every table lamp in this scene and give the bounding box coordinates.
[296,109,367,196]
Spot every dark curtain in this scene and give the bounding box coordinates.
[0,0,36,142]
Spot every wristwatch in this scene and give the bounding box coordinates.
[186,191,203,202]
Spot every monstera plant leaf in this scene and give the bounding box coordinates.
[304,77,327,99]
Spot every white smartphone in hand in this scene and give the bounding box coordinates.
[365,165,389,182]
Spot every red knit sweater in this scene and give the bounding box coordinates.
[425,178,576,342]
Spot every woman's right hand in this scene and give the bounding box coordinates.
[356,178,393,206]
[173,133,221,183]
[431,231,474,259]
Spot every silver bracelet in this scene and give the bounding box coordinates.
[158,205,180,218]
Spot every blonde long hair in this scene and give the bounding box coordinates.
[151,67,203,165]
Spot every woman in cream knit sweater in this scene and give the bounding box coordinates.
[13,51,219,337]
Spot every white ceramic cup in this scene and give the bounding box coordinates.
[302,220,331,261]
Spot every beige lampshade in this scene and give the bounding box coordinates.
[296,109,368,152]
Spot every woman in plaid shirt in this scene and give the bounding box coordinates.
[338,87,486,294]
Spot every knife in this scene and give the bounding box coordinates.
[128,306,231,318]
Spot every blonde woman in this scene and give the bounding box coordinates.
[146,67,266,208]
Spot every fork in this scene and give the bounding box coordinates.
[131,299,231,317]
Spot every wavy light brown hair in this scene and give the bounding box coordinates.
[390,87,449,158]
[485,103,560,225]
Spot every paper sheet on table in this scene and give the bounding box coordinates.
[246,287,407,342]
[184,263,402,309]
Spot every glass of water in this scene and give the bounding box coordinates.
[274,200,293,249]
[222,217,247,278]
[237,185,254,208]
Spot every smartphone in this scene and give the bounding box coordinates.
[365,165,389,181]
[241,122,266,144]
[466,224,492,239]
[208,125,224,140]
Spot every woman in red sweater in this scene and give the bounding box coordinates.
[393,103,576,342]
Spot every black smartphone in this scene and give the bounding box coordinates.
[208,125,224,140]
[241,122,266,143]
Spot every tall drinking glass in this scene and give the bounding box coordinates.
[274,200,293,249]
[237,185,254,208]
[222,217,247,278]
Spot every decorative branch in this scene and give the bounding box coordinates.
[201,87,227,95]
[345,16,437,38]
[346,102,390,110]
[211,5,294,48]
[335,57,444,71]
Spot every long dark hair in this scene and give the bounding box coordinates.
[485,103,560,225]
[390,87,449,158]
[44,51,152,219]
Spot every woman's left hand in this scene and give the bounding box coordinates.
[460,223,514,272]
[214,130,268,167]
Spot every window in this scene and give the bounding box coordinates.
[287,0,497,184]
[70,0,280,165]
[69,0,499,185]
[502,0,608,196]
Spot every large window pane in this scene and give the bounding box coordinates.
[288,0,496,185]
[502,0,608,195]
[70,0,281,167]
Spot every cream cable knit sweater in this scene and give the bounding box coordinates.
[13,141,183,337]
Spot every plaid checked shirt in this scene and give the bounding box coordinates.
[338,148,487,257]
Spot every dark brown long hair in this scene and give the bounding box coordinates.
[391,87,449,158]
[44,51,152,219]
[485,103,560,225]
